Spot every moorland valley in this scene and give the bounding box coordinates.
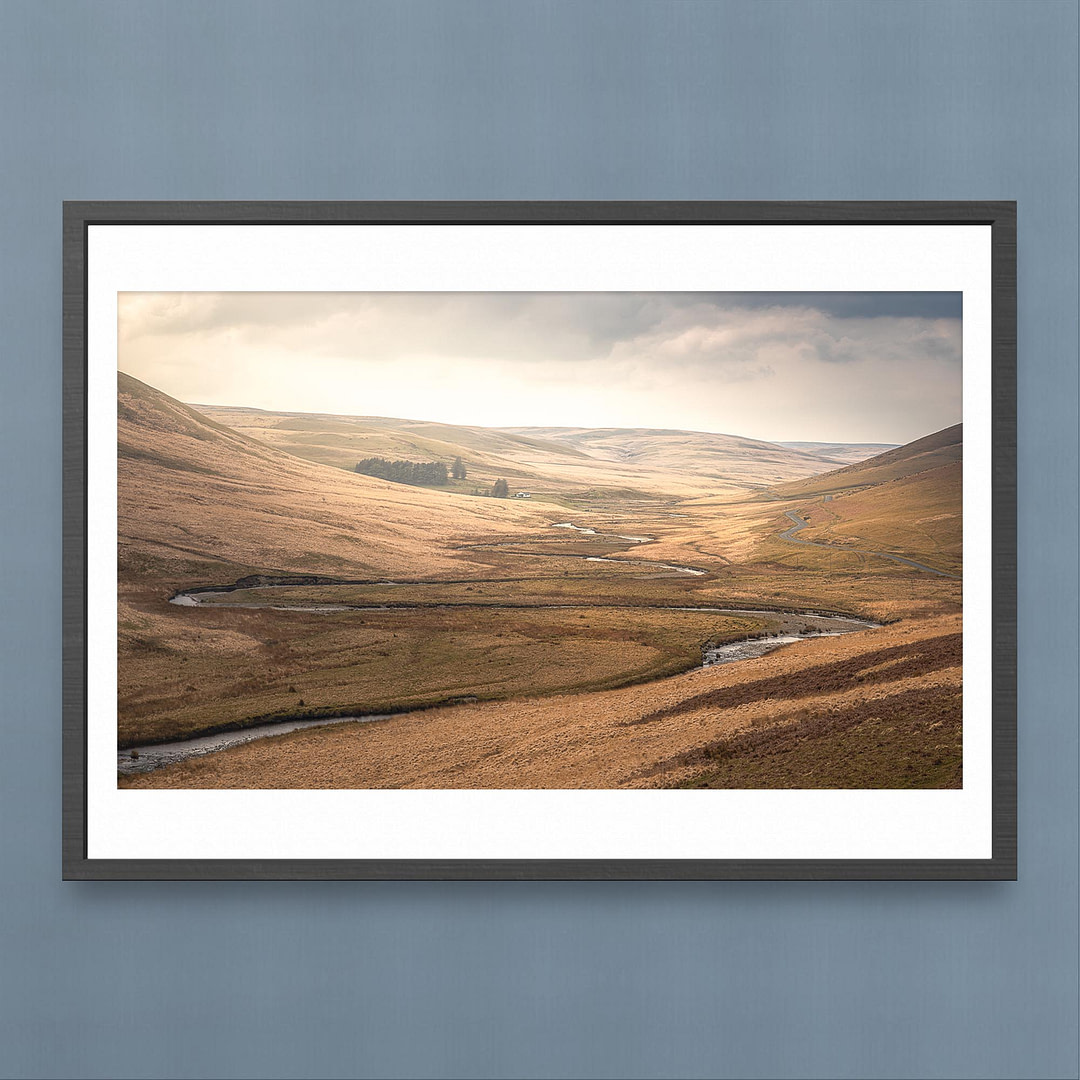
[115,372,962,790]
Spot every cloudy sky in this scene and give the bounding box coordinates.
[118,291,961,444]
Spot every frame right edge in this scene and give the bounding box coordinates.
[990,201,1018,879]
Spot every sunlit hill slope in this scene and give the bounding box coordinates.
[118,373,547,590]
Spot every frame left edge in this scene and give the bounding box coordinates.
[62,203,89,878]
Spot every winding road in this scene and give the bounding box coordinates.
[779,511,960,578]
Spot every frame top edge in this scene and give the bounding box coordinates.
[63,199,1016,227]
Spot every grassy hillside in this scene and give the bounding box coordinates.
[748,424,963,576]
[783,462,962,574]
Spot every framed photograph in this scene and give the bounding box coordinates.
[63,201,1016,879]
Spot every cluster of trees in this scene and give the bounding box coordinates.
[353,453,506,498]
[354,457,449,486]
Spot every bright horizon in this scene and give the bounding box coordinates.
[118,291,962,445]
[172,394,925,450]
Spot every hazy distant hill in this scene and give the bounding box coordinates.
[193,407,849,497]
[496,425,846,476]
[193,404,594,488]
[775,440,897,465]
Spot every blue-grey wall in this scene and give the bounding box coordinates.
[1,3,1076,1078]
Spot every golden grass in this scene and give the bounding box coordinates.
[788,462,962,573]
[119,372,551,591]
[671,682,962,789]
[118,596,770,746]
[120,613,961,789]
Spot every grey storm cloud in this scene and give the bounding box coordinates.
[704,292,962,320]
[122,292,678,359]
[121,291,961,366]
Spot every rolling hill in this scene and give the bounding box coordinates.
[193,406,849,499]
[494,423,851,479]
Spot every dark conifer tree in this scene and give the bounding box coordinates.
[355,457,449,487]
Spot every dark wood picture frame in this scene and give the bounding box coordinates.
[62,200,1016,880]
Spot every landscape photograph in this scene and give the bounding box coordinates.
[114,290,963,791]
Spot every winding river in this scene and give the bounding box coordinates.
[124,516,889,775]
[128,589,877,775]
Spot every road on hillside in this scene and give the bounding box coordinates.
[779,511,960,578]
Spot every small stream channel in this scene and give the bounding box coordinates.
[118,712,396,776]
[462,522,706,575]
